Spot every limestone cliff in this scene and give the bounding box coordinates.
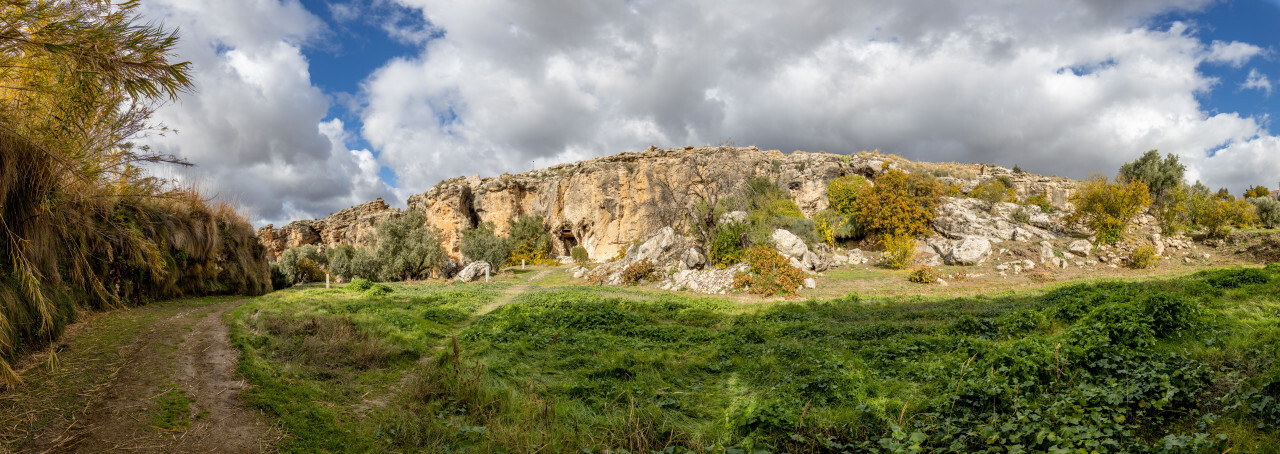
[256,146,1079,260]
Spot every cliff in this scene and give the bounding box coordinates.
[256,146,1079,260]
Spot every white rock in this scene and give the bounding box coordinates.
[718,211,748,225]
[789,256,805,270]
[680,248,705,270]
[936,278,949,286]
[803,278,817,289]
[1068,240,1093,257]
[1022,259,1036,270]
[455,261,492,282]
[772,229,809,258]
[632,227,677,263]
[948,237,992,266]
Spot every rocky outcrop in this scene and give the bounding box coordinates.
[256,198,398,259]
[455,261,492,282]
[948,237,993,265]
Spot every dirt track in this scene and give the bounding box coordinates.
[9,299,278,454]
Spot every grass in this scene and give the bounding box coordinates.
[231,267,1280,453]
[151,389,196,430]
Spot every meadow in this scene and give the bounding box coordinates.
[228,265,1280,453]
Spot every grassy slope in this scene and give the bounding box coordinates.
[231,267,1280,453]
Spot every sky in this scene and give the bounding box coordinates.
[135,0,1280,227]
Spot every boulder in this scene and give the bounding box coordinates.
[1038,241,1055,261]
[803,278,817,289]
[455,261,492,282]
[772,229,809,258]
[1068,240,1092,257]
[632,227,678,263]
[801,251,831,272]
[439,258,461,279]
[680,248,706,270]
[667,264,746,294]
[948,237,992,266]
[718,211,748,225]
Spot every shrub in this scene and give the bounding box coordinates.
[1011,206,1032,225]
[709,222,750,267]
[460,221,510,270]
[376,212,447,280]
[826,175,869,215]
[570,246,589,266]
[1192,192,1257,238]
[1067,302,1156,360]
[880,233,916,270]
[1131,242,1158,269]
[1202,268,1270,289]
[1118,149,1184,198]
[1139,293,1200,337]
[1065,175,1151,244]
[507,215,554,266]
[270,262,291,291]
[1244,185,1271,199]
[1024,193,1053,213]
[295,257,325,283]
[815,209,859,245]
[1248,197,1280,229]
[277,245,326,284]
[908,266,937,284]
[855,169,943,238]
[347,278,374,291]
[1154,183,1192,236]
[734,246,807,296]
[367,283,393,297]
[620,260,658,285]
[969,177,1016,206]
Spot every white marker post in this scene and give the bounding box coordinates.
[326,273,330,289]
[522,259,525,270]
[485,267,490,283]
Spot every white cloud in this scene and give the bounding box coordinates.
[137,0,395,226]
[360,0,1279,197]
[1242,68,1273,95]
[1205,40,1265,67]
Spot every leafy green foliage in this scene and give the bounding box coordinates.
[855,169,943,237]
[1191,190,1258,238]
[1244,185,1271,199]
[460,222,510,270]
[346,278,374,291]
[1024,192,1054,213]
[733,246,806,296]
[1154,183,1192,236]
[325,244,357,281]
[708,222,749,267]
[908,266,937,283]
[620,259,658,285]
[826,175,869,215]
[880,232,916,269]
[367,283,394,297]
[375,212,447,280]
[814,209,859,245]
[570,246,589,266]
[1131,242,1159,269]
[277,245,326,284]
[1118,149,1185,198]
[1248,197,1280,229]
[1066,175,1152,244]
[969,177,1017,205]
[506,215,554,266]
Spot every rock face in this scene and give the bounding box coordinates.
[455,261,492,282]
[257,147,1079,267]
[256,198,398,259]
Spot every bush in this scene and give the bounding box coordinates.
[270,262,291,291]
[1024,193,1053,213]
[1202,268,1270,289]
[1249,197,1280,229]
[620,260,658,285]
[460,221,510,271]
[826,175,869,215]
[1066,175,1151,244]
[277,245,326,284]
[880,233,916,270]
[1118,149,1184,198]
[1011,206,1031,225]
[709,222,750,267]
[855,169,943,238]
[969,177,1016,206]
[1244,185,1271,199]
[507,215,555,266]
[1131,242,1158,269]
[347,278,374,291]
[570,246,589,266]
[908,266,937,284]
[295,257,325,283]
[367,283,393,297]
[375,212,447,280]
[815,209,859,245]
[1192,192,1257,238]
[733,246,807,296]
[1154,184,1192,236]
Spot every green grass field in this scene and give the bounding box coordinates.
[230,266,1280,453]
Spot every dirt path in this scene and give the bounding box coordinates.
[477,269,551,316]
[18,299,279,454]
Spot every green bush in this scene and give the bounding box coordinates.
[969,177,1016,205]
[295,257,325,283]
[326,244,356,281]
[1066,175,1151,244]
[350,247,382,281]
[826,175,869,215]
[507,215,554,266]
[1201,267,1270,289]
[277,245,326,284]
[375,212,447,280]
[570,246,589,266]
[270,262,291,291]
[855,169,943,238]
[1024,193,1054,213]
[709,222,749,267]
[366,283,393,297]
[1192,191,1257,238]
[460,221,510,270]
[814,209,860,244]
[347,278,374,291]
[1154,183,1192,236]
[1249,197,1280,229]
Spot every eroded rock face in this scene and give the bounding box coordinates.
[256,198,397,259]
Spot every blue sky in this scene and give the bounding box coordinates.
[137,0,1280,225]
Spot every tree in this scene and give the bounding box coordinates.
[1248,197,1280,229]
[855,170,943,238]
[506,214,553,266]
[1243,185,1271,199]
[375,212,446,280]
[827,175,869,215]
[1118,150,1184,198]
[1066,175,1152,244]
[461,221,511,269]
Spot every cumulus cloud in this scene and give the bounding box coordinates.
[138,0,395,226]
[358,0,1279,199]
[1242,68,1273,95]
